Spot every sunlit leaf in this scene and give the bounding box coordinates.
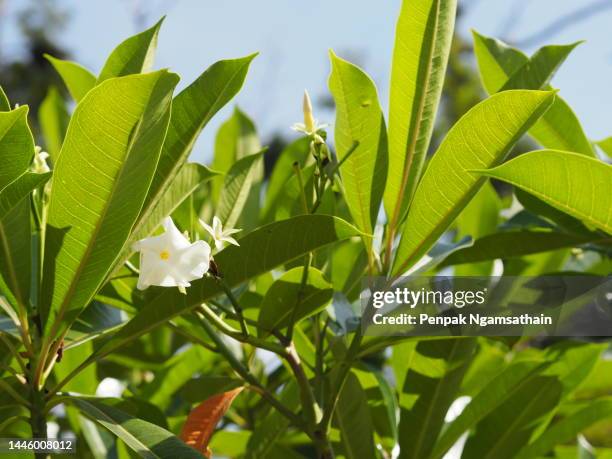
[39,86,69,162]
[472,31,594,157]
[261,137,310,223]
[45,55,96,102]
[131,163,217,242]
[393,90,555,275]
[130,55,256,252]
[211,107,261,205]
[98,18,164,83]
[515,399,612,459]
[41,71,179,339]
[258,266,333,336]
[385,0,457,229]
[216,150,264,228]
[0,171,50,220]
[398,339,475,459]
[334,372,377,459]
[475,150,612,234]
[329,51,387,239]
[70,397,203,458]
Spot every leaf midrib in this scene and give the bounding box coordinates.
[389,0,442,233]
[77,400,159,458]
[47,87,150,341]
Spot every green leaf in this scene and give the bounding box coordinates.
[515,399,612,459]
[140,346,213,411]
[69,397,204,458]
[97,18,164,83]
[211,107,261,204]
[0,87,9,110]
[454,182,501,275]
[385,0,457,229]
[515,188,594,236]
[257,267,333,335]
[331,239,368,301]
[398,339,475,459]
[39,86,69,162]
[133,55,256,246]
[0,172,50,220]
[131,163,217,242]
[45,55,96,103]
[440,231,596,267]
[463,343,604,459]
[41,71,179,339]
[245,382,300,459]
[0,203,31,311]
[75,215,360,369]
[596,137,612,159]
[334,372,377,459]
[261,138,310,223]
[0,106,35,311]
[0,107,35,189]
[216,150,264,228]
[432,359,546,459]
[353,368,398,452]
[392,90,555,275]
[472,31,594,157]
[475,150,612,234]
[499,42,582,92]
[328,51,387,238]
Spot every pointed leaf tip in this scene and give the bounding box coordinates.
[180,387,244,458]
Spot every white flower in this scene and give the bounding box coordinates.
[200,216,241,251]
[291,90,328,140]
[132,217,211,291]
[32,146,50,173]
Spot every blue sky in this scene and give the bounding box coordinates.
[3,0,612,162]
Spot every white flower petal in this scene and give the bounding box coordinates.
[221,236,240,247]
[133,217,210,290]
[199,218,215,238]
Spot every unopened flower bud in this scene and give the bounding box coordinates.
[303,90,316,134]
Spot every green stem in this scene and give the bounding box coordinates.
[319,328,363,433]
[197,304,286,355]
[194,311,306,431]
[29,387,49,459]
[286,252,312,342]
[217,278,249,336]
[293,162,310,215]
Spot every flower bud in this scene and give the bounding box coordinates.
[303,90,316,134]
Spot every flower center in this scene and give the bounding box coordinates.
[159,250,170,260]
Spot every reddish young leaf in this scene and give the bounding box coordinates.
[180,387,243,457]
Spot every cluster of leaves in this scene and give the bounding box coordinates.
[1,1,611,458]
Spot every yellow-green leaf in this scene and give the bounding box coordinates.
[42,71,179,339]
[392,90,555,275]
[475,150,612,235]
[472,31,594,157]
[97,17,164,83]
[328,51,387,238]
[45,55,96,103]
[385,0,457,230]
